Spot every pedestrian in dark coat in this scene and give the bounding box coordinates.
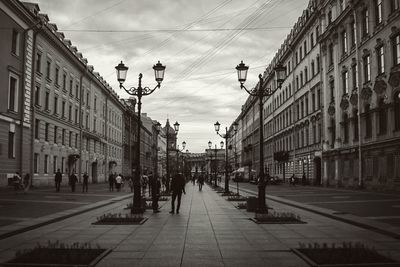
[302,172,306,186]
[82,172,89,192]
[108,173,115,192]
[170,172,186,214]
[69,172,78,192]
[55,169,62,192]
[150,175,161,213]
[198,175,204,191]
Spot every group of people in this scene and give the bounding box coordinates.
[108,173,125,192]
[191,174,205,191]
[11,172,30,193]
[54,169,90,193]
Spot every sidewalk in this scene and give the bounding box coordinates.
[0,183,399,266]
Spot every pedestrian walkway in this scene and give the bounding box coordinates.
[0,183,399,266]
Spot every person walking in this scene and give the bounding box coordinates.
[170,172,186,214]
[198,174,204,191]
[82,172,89,193]
[108,173,115,192]
[128,177,134,192]
[150,175,161,213]
[115,174,122,192]
[69,171,78,192]
[12,172,22,193]
[55,169,62,192]
[23,173,30,193]
[302,172,306,186]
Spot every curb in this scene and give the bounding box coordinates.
[0,194,133,240]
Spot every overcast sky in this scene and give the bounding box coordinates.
[26,0,308,152]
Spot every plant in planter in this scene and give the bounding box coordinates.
[251,211,305,224]
[227,194,247,201]
[3,240,110,267]
[236,202,247,209]
[293,242,399,266]
[93,213,147,225]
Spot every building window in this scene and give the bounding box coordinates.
[62,129,65,145]
[69,131,72,147]
[8,74,18,112]
[328,43,334,66]
[62,101,66,118]
[62,73,67,91]
[94,96,97,110]
[363,54,371,82]
[68,105,72,121]
[393,35,400,66]
[61,157,65,173]
[365,104,372,138]
[46,60,51,79]
[75,84,79,99]
[45,123,49,141]
[45,91,50,111]
[296,76,299,90]
[75,133,78,148]
[350,20,356,48]
[312,92,315,111]
[300,47,303,60]
[54,126,58,144]
[304,41,307,55]
[75,108,78,124]
[339,0,345,12]
[394,91,400,131]
[69,79,73,96]
[8,130,15,159]
[316,55,320,72]
[295,52,298,65]
[352,63,358,89]
[34,153,39,174]
[305,67,308,82]
[44,155,49,174]
[316,26,319,39]
[311,61,315,76]
[378,98,387,135]
[54,96,58,114]
[300,72,303,87]
[328,9,332,24]
[390,0,399,13]
[36,52,42,73]
[341,30,348,55]
[377,46,385,75]
[86,92,90,106]
[375,0,383,25]
[86,114,89,128]
[330,119,336,148]
[55,66,59,85]
[342,70,349,94]
[35,119,39,139]
[94,118,97,132]
[34,85,40,106]
[330,79,335,102]
[53,156,57,174]
[11,29,20,56]
[310,33,314,47]
[362,8,369,36]
[317,89,321,109]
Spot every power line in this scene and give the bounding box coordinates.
[59,26,291,33]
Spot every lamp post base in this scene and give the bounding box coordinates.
[131,207,145,214]
[255,207,269,215]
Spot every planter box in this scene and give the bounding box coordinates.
[227,196,247,202]
[250,212,305,224]
[292,248,400,267]
[93,217,148,225]
[3,248,111,267]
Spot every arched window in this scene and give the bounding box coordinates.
[394,91,400,131]
[378,97,387,135]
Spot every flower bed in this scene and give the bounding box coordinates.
[3,241,110,267]
[227,195,247,201]
[293,242,399,267]
[251,211,305,224]
[236,202,247,209]
[93,213,147,225]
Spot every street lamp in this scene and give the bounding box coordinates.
[214,121,238,194]
[155,122,161,178]
[235,60,285,214]
[208,141,223,187]
[176,141,187,173]
[115,60,166,214]
[165,119,179,193]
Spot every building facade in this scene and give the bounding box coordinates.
[320,0,400,190]
[0,0,35,186]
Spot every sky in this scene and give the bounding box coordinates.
[25,0,309,152]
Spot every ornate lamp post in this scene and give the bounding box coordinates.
[165,120,179,193]
[235,60,285,214]
[208,140,224,187]
[115,60,166,214]
[176,141,187,173]
[214,121,238,194]
[154,122,161,178]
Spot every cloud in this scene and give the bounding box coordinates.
[25,0,309,152]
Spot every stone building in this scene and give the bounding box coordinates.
[320,0,400,190]
[7,1,126,186]
[0,0,35,186]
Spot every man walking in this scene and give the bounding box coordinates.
[198,174,204,191]
[170,172,186,214]
[69,171,78,192]
[82,172,89,193]
[108,173,115,192]
[150,175,161,213]
[115,174,122,192]
[55,169,62,192]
